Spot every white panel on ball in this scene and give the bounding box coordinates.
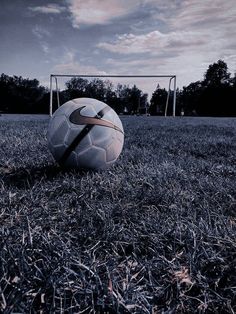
[47,98,124,170]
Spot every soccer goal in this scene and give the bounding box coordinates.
[49,74,177,117]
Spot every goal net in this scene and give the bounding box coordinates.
[49,74,177,117]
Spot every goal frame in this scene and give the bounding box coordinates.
[49,74,177,117]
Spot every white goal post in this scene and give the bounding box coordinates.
[49,74,177,117]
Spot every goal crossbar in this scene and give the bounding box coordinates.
[49,74,177,117]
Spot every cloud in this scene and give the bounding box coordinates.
[65,0,235,31]
[32,26,51,54]
[95,0,236,87]
[66,0,182,29]
[41,43,50,54]
[29,4,65,14]
[32,25,51,39]
[30,0,236,89]
[96,0,235,56]
[67,0,137,28]
[97,30,206,55]
[104,54,208,90]
[53,50,106,75]
[170,0,236,30]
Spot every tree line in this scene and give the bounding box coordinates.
[149,60,236,116]
[178,60,236,116]
[0,60,235,116]
[0,74,49,114]
[60,78,148,115]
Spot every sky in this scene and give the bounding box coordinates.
[0,0,236,94]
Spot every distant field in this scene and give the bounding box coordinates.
[1,115,236,313]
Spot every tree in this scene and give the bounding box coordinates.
[204,59,230,87]
[197,84,236,116]
[129,85,142,114]
[179,81,203,115]
[65,77,89,100]
[139,93,148,114]
[0,74,47,113]
[86,79,106,101]
[114,84,145,114]
[179,60,236,117]
[115,84,131,113]
[197,60,234,116]
[65,78,117,105]
[149,85,168,115]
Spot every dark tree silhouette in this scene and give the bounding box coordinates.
[180,60,236,117]
[203,60,230,87]
[196,60,234,116]
[64,78,146,114]
[0,74,47,113]
[149,85,168,115]
[129,85,142,114]
[179,81,202,115]
[65,77,89,100]
[1,59,235,116]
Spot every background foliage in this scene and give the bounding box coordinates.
[0,60,235,116]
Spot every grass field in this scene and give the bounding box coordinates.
[1,115,236,313]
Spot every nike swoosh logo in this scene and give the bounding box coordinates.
[69,106,123,134]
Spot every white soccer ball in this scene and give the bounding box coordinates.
[47,98,124,170]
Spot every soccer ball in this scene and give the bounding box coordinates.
[47,98,124,170]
